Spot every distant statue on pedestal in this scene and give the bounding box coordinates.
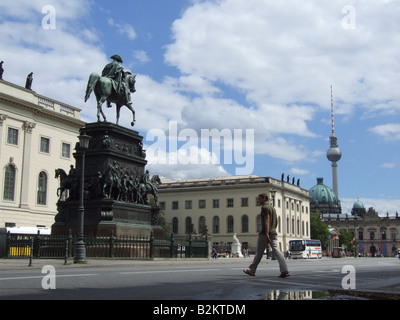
[231,233,244,258]
[25,72,33,90]
[0,61,4,80]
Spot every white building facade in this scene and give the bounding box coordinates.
[0,80,85,228]
[158,175,311,253]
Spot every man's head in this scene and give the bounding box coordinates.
[258,193,269,205]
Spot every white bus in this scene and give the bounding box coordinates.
[1,227,51,235]
[289,239,322,259]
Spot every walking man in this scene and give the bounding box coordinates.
[243,193,290,278]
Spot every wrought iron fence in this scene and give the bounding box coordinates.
[4,231,209,260]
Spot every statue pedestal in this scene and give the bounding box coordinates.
[52,122,162,238]
[231,243,244,258]
[52,199,154,237]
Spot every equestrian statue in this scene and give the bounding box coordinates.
[84,54,137,126]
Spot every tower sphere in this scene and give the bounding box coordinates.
[327,147,342,162]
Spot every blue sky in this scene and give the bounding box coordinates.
[1,0,400,215]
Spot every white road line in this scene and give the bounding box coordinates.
[0,274,98,281]
[119,268,221,275]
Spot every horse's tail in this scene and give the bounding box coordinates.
[84,72,100,102]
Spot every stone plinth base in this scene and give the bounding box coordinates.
[52,199,154,237]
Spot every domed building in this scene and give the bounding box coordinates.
[351,198,366,218]
[309,178,341,215]
[318,195,400,257]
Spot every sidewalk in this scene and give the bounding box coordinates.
[0,256,256,271]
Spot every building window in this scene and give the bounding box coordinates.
[370,231,375,240]
[213,216,220,234]
[172,201,179,210]
[199,200,206,209]
[62,143,71,158]
[256,215,261,233]
[37,171,47,205]
[277,199,281,208]
[227,198,234,208]
[185,200,192,209]
[358,231,364,240]
[185,217,192,234]
[286,217,290,233]
[381,230,387,240]
[391,230,397,240]
[213,199,219,208]
[241,198,248,207]
[199,216,206,234]
[40,137,50,154]
[7,127,19,145]
[227,215,234,233]
[242,215,249,233]
[159,202,166,210]
[172,217,178,234]
[3,164,16,201]
[278,216,281,233]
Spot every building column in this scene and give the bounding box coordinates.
[0,114,8,161]
[19,121,36,209]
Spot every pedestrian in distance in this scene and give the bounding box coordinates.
[243,193,290,278]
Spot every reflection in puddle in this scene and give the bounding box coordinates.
[260,290,315,300]
[260,290,400,300]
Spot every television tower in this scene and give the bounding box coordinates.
[326,85,342,198]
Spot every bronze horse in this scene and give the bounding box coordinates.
[84,71,136,126]
[55,168,77,200]
[138,175,162,205]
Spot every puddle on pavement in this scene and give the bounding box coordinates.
[259,289,400,300]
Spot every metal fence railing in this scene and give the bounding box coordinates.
[3,231,209,260]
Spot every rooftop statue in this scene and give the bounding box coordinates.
[85,54,137,126]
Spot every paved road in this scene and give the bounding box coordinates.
[0,257,399,301]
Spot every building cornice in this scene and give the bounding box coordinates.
[158,175,311,198]
[0,80,85,128]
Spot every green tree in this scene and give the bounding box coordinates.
[339,229,354,253]
[310,212,330,250]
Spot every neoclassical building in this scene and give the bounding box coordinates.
[0,79,85,228]
[309,177,400,256]
[158,175,311,253]
[322,200,400,257]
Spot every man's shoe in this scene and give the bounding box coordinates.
[278,271,290,278]
[243,269,255,276]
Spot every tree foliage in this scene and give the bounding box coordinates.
[310,212,330,250]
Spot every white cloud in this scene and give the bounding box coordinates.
[290,168,310,176]
[370,124,400,141]
[108,18,137,40]
[0,0,107,119]
[132,50,150,64]
[381,163,396,168]
[341,198,400,216]
[144,144,229,180]
[165,0,400,132]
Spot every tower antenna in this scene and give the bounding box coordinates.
[331,85,335,137]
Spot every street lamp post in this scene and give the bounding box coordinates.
[74,134,91,264]
[270,190,277,207]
